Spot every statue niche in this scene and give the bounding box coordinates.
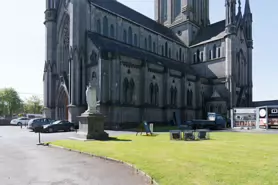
[90,50,98,66]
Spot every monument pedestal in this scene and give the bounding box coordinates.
[68,104,84,123]
[78,112,109,140]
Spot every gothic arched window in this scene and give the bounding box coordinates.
[192,0,196,14]
[200,52,204,61]
[187,89,193,106]
[213,44,217,58]
[148,35,152,51]
[190,90,193,106]
[123,78,129,103]
[218,47,221,58]
[209,50,212,60]
[128,26,132,44]
[96,19,101,33]
[173,0,181,18]
[149,83,154,104]
[209,105,213,112]
[153,42,156,53]
[134,34,138,46]
[129,79,135,103]
[179,48,182,61]
[62,15,70,75]
[154,83,159,105]
[144,38,147,49]
[187,89,191,106]
[161,0,167,21]
[193,53,197,63]
[183,53,185,62]
[173,87,177,106]
[165,42,168,57]
[218,105,222,113]
[103,16,108,36]
[110,24,115,38]
[123,30,127,42]
[201,92,205,106]
[196,49,200,62]
[170,87,174,105]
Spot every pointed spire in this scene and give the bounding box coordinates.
[244,0,251,14]
[238,0,241,13]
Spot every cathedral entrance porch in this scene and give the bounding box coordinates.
[56,84,70,121]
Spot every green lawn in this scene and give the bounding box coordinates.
[51,132,278,185]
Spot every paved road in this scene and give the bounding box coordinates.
[0,126,149,185]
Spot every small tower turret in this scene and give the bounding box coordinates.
[224,0,237,110]
[43,0,58,118]
[225,0,237,34]
[243,0,253,106]
[243,0,253,48]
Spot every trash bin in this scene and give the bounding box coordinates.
[149,123,154,133]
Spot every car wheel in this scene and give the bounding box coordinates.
[48,128,53,133]
[69,126,75,131]
[17,122,22,126]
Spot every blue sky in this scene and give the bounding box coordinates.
[0,0,276,101]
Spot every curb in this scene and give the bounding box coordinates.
[45,143,159,185]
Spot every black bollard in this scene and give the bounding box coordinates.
[36,127,44,146]
[38,132,41,143]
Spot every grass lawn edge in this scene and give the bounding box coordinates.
[45,143,159,185]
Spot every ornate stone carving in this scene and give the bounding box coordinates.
[45,10,57,22]
[92,71,97,79]
[169,69,182,78]
[90,50,98,65]
[64,0,70,8]
[63,15,70,47]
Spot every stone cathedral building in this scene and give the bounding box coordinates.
[43,0,253,128]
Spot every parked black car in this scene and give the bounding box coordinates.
[27,118,55,131]
[41,120,78,133]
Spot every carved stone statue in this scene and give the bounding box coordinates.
[79,83,108,140]
[85,82,98,114]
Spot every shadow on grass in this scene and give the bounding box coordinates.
[107,137,132,142]
[136,134,159,137]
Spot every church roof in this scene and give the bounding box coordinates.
[89,0,183,45]
[190,20,226,46]
[87,31,196,75]
[253,100,278,107]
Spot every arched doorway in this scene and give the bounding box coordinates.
[56,84,70,121]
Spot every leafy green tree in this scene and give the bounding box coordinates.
[23,95,43,114]
[0,91,7,116]
[0,88,22,116]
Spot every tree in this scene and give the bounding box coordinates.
[0,91,7,116]
[23,95,43,114]
[0,88,22,116]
